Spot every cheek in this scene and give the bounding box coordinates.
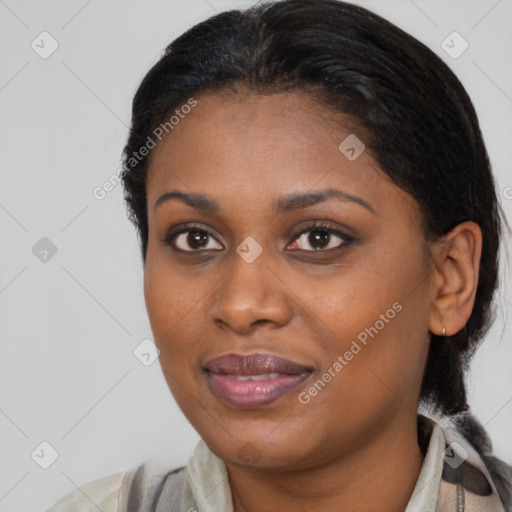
[143,261,207,408]
[143,254,205,350]
[300,245,430,401]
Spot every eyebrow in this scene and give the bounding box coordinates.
[274,188,375,215]
[154,188,375,214]
[154,190,220,213]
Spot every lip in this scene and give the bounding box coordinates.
[204,352,314,408]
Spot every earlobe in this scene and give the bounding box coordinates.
[428,221,482,337]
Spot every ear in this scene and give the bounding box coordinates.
[428,221,482,337]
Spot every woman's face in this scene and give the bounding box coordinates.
[144,90,435,470]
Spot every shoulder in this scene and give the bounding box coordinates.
[437,412,512,510]
[118,462,186,510]
[45,462,187,512]
[45,471,127,512]
[483,454,512,511]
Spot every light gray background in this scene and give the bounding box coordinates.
[0,0,511,510]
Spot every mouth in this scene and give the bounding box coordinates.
[203,352,314,408]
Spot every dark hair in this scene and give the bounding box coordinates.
[121,0,506,469]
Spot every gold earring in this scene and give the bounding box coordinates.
[442,327,446,336]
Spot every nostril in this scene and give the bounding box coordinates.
[252,319,270,326]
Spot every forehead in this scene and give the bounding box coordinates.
[145,89,418,222]
[148,90,372,185]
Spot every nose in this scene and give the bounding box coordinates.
[210,251,293,334]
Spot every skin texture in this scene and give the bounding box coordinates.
[143,89,482,512]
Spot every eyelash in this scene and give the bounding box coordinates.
[290,222,355,252]
[161,222,355,254]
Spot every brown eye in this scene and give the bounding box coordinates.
[307,230,331,249]
[185,230,209,249]
[165,227,223,252]
[288,224,352,252]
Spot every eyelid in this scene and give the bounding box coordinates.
[161,221,355,253]
[287,221,355,251]
[161,223,224,251]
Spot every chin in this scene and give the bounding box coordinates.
[197,418,318,470]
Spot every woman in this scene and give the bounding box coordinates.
[47,0,512,510]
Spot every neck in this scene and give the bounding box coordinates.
[227,413,425,512]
